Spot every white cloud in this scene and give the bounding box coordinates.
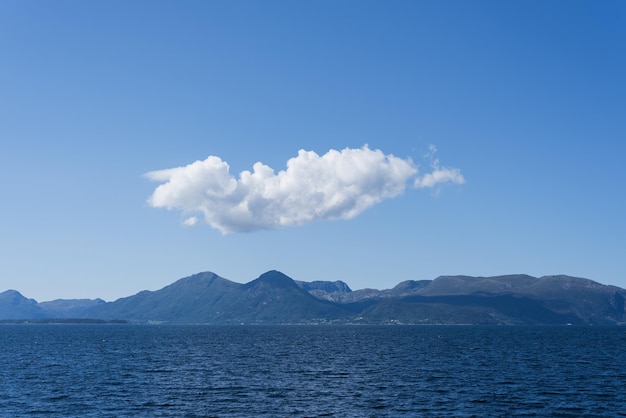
[145,145,464,234]
[414,167,465,188]
[182,216,199,227]
[414,145,466,189]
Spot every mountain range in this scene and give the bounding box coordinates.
[1,271,625,325]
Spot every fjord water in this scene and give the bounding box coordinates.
[1,325,625,417]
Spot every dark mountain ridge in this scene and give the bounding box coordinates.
[1,271,624,325]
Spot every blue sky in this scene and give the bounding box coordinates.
[1,1,624,301]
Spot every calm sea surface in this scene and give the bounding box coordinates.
[1,325,625,417]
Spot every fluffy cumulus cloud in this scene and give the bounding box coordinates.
[145,145,464,234]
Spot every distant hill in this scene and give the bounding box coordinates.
[0,290,105,320]
[0,290,44,319]
[38,298,106,318]
[84,271,352,324]
[1,271,625,325]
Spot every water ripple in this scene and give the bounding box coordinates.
[1,325,625,416]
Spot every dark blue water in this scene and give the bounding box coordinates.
[1,325,625,417]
